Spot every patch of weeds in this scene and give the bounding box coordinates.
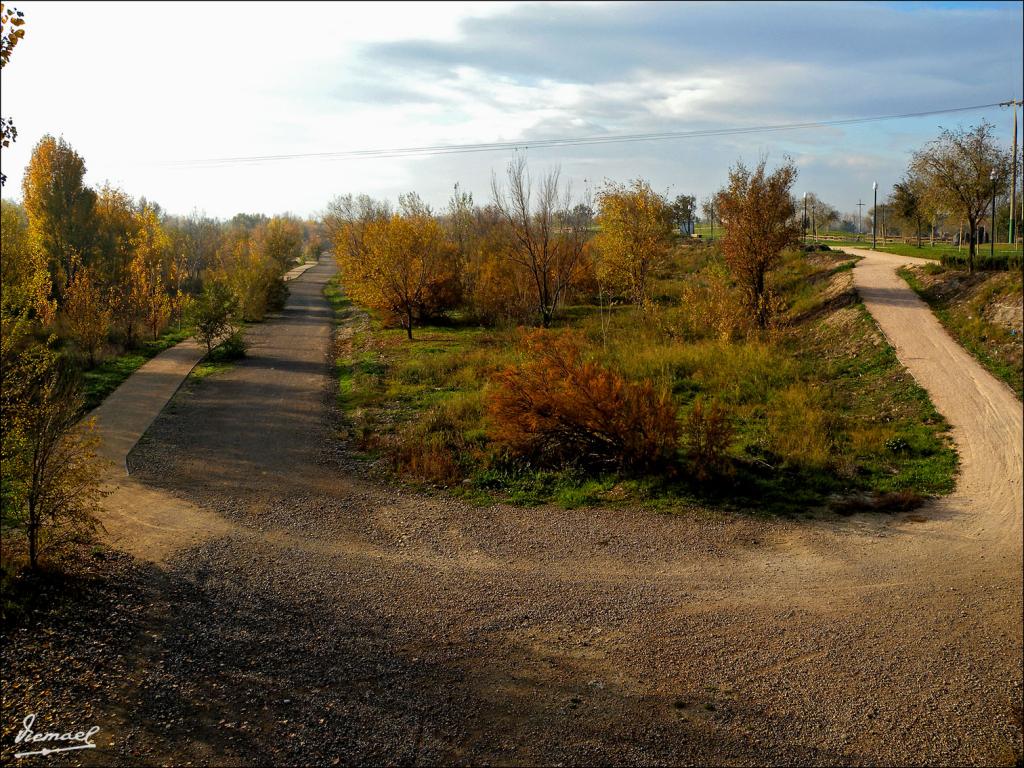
[326,256,957,516]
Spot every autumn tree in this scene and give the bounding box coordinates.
[715,157,800,328]
[444,183,478,297]
[593,179,675,307]
[456,204,535,325]
[215,227,283,322]
[63,264,111,366]
[323,194,392,261]
[21,135,97,294]
[1,2,26,185]
[803,193,838,239]
[130,205,171,339]
[910,121,1011,272]
[339,208,459,339]
[255,215,304,272]
[0,323,101,570]
[163,209,223,289]
[0,199,52,321]
[490,157,591,327]
[93,183,139,286]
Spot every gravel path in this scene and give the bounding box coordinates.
[3,257,1021,766]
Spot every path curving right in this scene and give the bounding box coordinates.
[83,255,1022,766]
[847,245,1023,551]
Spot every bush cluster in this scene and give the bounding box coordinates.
[486,330,680,471]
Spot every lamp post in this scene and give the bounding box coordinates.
[872,182,877,249]
[990,168,997,258]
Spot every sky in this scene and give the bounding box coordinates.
[1,0,1021,220]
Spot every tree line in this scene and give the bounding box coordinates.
[327,154,804,337]
[1,135,323,571]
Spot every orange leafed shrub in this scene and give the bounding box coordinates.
[685,396,734,481]
[486,330,679,470]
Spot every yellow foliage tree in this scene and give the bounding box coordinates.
[0,199,53,323]
[255,215,304,272]
[214,228,280,322]
[593,179,675,307]
[21,135,97,296]
[112,206,170,345]
[463,213,535,325]
[63,262,111,366]
[337,212,459,339]
[93,183,139,286]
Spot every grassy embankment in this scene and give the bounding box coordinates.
[899,263,1023,399]
[325,246,957,516]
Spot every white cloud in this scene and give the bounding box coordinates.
[1,1,1020,218]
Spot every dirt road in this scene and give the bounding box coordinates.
[6,255,1020,766]
[846,246,1023,549]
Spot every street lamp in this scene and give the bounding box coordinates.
[990,168,997,258]
[872,181,878,249]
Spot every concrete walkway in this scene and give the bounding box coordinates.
[90,339,208,468]
[90,258,323,471]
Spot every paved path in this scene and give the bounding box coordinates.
[91,340,207,469]
[92,260,325,561]
[90,259,321,471]
[73,253,1022,765]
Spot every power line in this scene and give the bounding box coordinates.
[159,101,1011,169]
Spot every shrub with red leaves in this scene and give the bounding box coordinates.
[486,330,680,471]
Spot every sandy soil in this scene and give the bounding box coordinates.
[3,255,1020,766]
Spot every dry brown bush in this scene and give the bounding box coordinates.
[486,330,679,471]
[678,264,751,341]
[685,396,734,481]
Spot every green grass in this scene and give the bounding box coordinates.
[899,265,1023,399]
[325,253,958,516]
[80,327,192,412]
[190,342,242,380]
[827,238,1023,263]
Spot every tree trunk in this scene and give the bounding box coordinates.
[754,268,767,329]
[967,219,977,273]
[27,501,38,570]
[406,307,414,340]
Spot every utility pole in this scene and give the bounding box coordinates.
[1001,99,1020,245]
[857,199,865,241]
[872,182,878,249]
[990,168,997,258]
